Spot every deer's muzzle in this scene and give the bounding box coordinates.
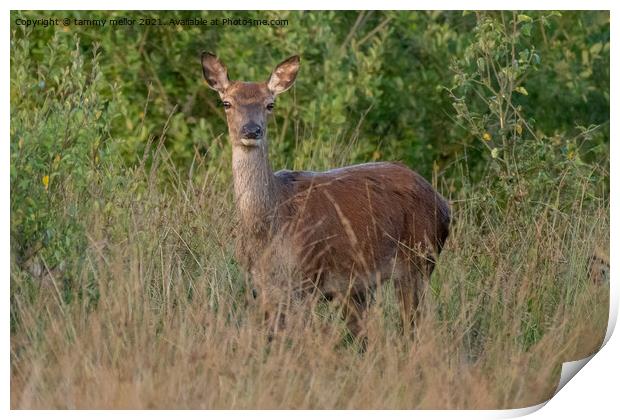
[241,123,263,141]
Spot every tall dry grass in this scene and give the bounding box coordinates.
[10,135,609,409]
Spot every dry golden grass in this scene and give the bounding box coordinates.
[10,148,609,409]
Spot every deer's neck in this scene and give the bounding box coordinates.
[232,142,280,233]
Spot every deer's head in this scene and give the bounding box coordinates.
[201,52,300,148]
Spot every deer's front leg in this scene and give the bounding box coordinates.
[250,268,289,339]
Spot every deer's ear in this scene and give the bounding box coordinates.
[267,55,300,95]
[201,52,230,93]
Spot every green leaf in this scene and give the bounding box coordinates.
[517,14,533,23]
[514,86,529,96]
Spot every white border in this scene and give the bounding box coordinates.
[3,1,617,418]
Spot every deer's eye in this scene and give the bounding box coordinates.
[222,101,232,110]
[266,102,275,111]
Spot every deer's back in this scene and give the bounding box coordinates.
[273,162,450,289]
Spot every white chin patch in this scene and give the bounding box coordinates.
[240,139,261,147]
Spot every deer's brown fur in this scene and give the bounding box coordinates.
[201,52,450,339]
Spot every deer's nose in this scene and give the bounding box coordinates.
[241,123,263,140]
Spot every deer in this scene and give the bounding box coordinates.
[201,52,451,341]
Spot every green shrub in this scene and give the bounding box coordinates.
[10,28,120,284]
